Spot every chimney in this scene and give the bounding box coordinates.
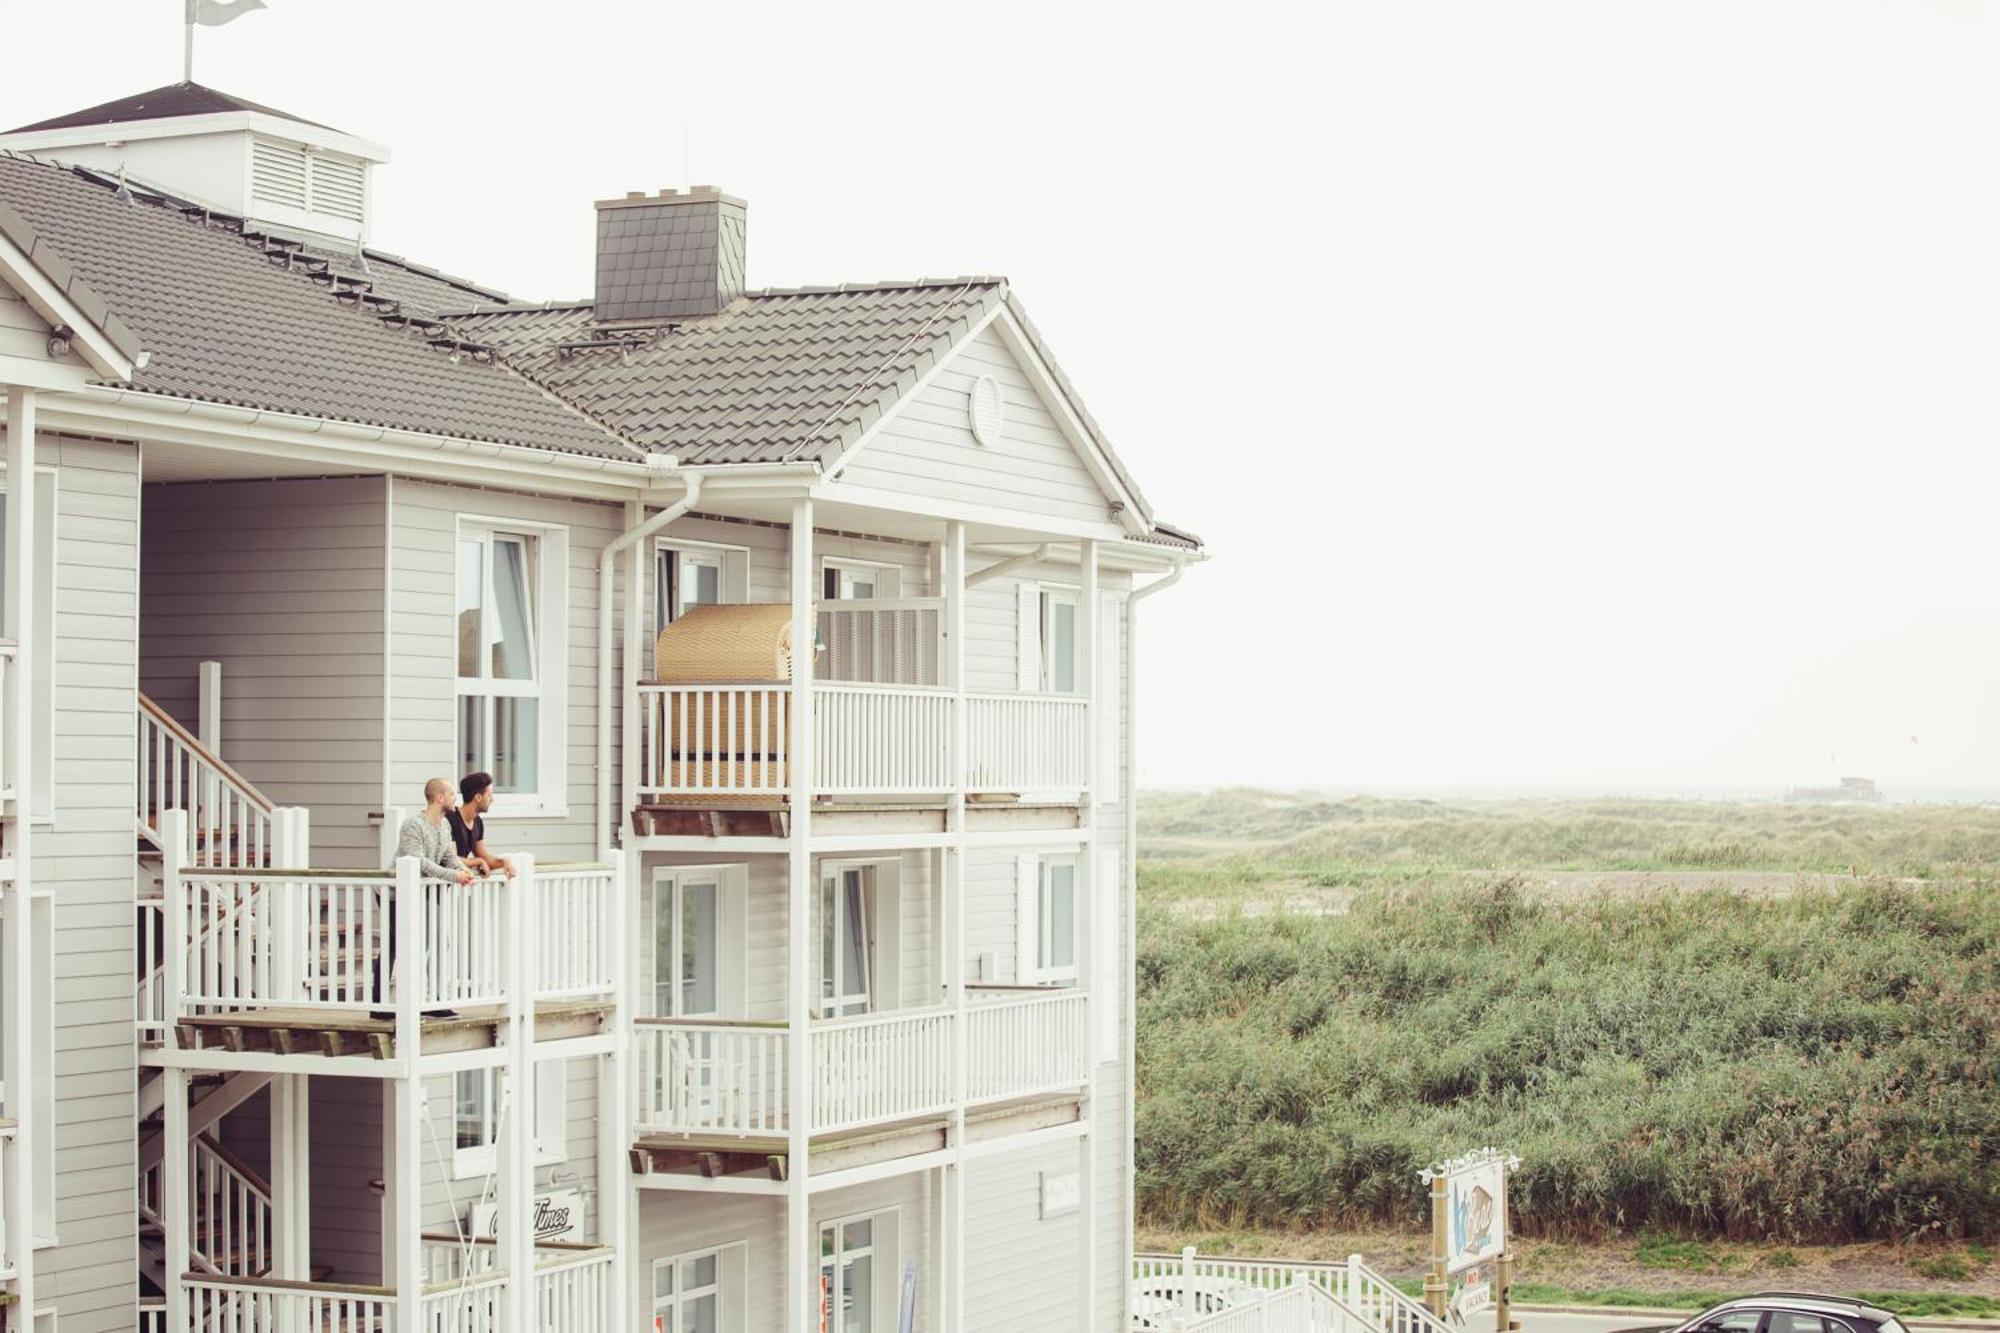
[593,186,746,324]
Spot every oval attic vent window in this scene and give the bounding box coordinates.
[969,374,1004,446]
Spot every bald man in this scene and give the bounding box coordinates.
[396,778,475,885]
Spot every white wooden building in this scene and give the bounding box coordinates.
[0,82,1200,1333]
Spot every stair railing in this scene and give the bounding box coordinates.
[140,1135,272,1279]
[137,693,275,869]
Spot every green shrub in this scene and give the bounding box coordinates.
[1136,876,2000,1241]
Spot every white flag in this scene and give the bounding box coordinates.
[189,0,267,26]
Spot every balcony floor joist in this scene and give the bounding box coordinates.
[165,998,613,1063]
[629,798,1083,852]
[629,1090,1084,1193]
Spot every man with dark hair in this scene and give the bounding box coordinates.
[449,771,514,879]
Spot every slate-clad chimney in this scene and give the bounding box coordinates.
[594,186,746,323]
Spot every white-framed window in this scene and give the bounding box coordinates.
[1015,582,1080,696]
[452,1060,566,1178]
[649,865,748,1019]
[820,557,902,601]
[1017,852,1079,985]
[0,464,57,821]
[654,538,750,638]
[816,1209,899,1333]
[455,518,568,814]
[652,1242,747,1333]
[818,864,874,1018]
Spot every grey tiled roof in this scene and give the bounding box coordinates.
[448,279,1008,468]
[9,82,338,135]
[0,153,639,460]
[0,196,145,365]
[1137,522,1201,551]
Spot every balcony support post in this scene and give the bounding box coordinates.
[941,518,969,1330]
[620,498,644,857]
[784,496,815,1333]
[501,854,536,1333]
[163,1064,190,1332]
[3,386,36,1324]
[605,849,635,1333]
[392,853,424,1333]
[1078,535,1099,1333]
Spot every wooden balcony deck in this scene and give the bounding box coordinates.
[169,997,611,1060]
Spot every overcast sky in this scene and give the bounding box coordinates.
[7,1,1998,796]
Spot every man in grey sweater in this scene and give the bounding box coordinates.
[376,778,478,1016]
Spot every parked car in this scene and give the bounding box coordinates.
[1615,1293,1910,1333]
[1131,1274,1265,1330]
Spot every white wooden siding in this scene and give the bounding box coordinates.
[33,434,142,1333]
[964,1140,1087,1333]
[838,325,1121,528]
[388,480,621,862]
[139,476,388,868]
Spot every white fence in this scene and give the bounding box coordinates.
[817,599,942,685]
[811,1007,954,1132]
[635,683,791,796]
[814,684,953,794]
[965,989,1089,1102]
[533,865,618,999]
[183,1276,389,1333]
[1133,1251,1447,1333]
[421,1270,508,1333]
[966,691,1088,792]
[534,1246,616,1332]
[635,1020,789,1135]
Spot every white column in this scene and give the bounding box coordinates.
[1077,537,1099,1333]
[501,853,537,1331]
[197,660,223,757]
[622,841,646,1328]
[3,387,35,1324]
[393,852,425,1333]
[942,519,968,1331]
[784,497,815,1333]
[163,1066,191,1329]
[271,1074,299,1280]
[602,847,636,1332]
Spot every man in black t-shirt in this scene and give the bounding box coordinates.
[448,771,515,879]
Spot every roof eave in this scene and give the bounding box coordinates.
[0,200,141,379]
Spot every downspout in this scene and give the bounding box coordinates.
[1121,555,1185,1309]
[595,458,704,861]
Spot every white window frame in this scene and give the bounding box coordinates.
[648,863,748,1020]
[651,1241,747,1333]
[817,860,878,1019]
[653,536,751,638]
[813,1206,899,1333]
[1017,852,1080,986]
[820,556,902,601]
[1016,581,1081,697]
[0,463,57,824]
[451,1060,566,1179]
[453,516,569,817]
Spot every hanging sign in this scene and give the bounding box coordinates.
[1425,1149,1511,1275]
[469,1188,586,1244]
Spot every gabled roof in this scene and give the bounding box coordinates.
[449,279,1007,468]
[0,151,639,460]
[9,82,337,135]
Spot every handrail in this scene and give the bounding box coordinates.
[138,693,274,814]
[633,1015,787,1030]
[181,1271,392,1298]
[818,596,944,613]
[423,1268,510,1298]
[196,1131,273,1203]
[807,1003,954,1032]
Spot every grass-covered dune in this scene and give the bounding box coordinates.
[1135,795,2000,1243]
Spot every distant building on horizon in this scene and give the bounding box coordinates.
[1784,776,1884,803]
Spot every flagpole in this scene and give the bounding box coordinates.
[183,0,195,82]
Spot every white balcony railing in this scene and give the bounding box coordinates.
[534,1245,616,1332]
[139,692,277,868]
[964,989,1089,1102]
[636,997,1080,1137]
[165,857,616,1020]
[183,1275,390,1333]
[635,681,1091,801]
[813,684,952,795]
[966,691,1088,793]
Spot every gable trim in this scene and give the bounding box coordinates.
[822,301,1149,536]
[0,218,137,381]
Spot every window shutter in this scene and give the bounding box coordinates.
[1015,854,1040,982]
[873,861,903,1011]
[1095,847,1121,1063]
[535,1059,568,1159]
[720,868,750,1017]
[1016,584,1042,691]
[872,1210,902,1330]
[719,1243,748,1332]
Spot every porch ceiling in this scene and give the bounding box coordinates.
[141,437,381,485]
